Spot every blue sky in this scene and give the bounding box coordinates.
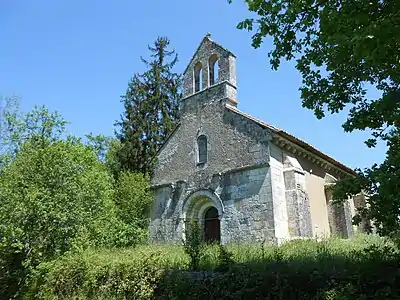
[0,0,386,169]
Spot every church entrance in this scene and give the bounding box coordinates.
[203,206,220,244]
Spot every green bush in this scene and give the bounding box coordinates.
[182,221,204,270]
[25,248,165,300]
[0,138,144,299]
[161,239,400,299]
[216,244,234,271]
[113,171,153,230]
[24,235,400,300]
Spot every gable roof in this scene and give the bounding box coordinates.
[225,104,356,176]
[183,33,236,76]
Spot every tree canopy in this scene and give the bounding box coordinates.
[0,105,152,298]
[115,36,182,175]
[230,0,400,236]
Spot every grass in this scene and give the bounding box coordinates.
[82,233,395,270]
[27,234,400,300]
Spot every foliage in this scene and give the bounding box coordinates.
[216,244,235,271]
[25,248,165,300]
[104,138,123,179]
[183,221,205,270]
[85,133,113,162]
[333,132,400,238]
[1,103,68,174]
[115,36,182,175]
[24,235,400,299]
[0,106,141,299]
[229,0,400,237]
[5,104,67,150]
[162,236,400,299]
[0,95,21,170]
[114,171,154,230]
[0,138,121,297]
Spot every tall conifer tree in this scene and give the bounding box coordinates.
[115,37,181,175]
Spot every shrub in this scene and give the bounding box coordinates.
[25,248,165,300]
[23,235,400,299]
[0,138,140,299]
[182,221,204,270]
[113,171,153,230]
[216,244,234,271]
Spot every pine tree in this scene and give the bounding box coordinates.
[115,37,181,175]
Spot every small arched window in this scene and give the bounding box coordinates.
[194,61,203,92]
[209,54,219,86]
[197,135,208,164]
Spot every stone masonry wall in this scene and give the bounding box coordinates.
[272,142,354,239]
[151,83,271,187]
[149,166,274,244]
[269,144,313,239]
[150,78,275,243]
[283,169,313,238]
[325,188,354,238]
[183,36,236,98]
[219,166,274,243]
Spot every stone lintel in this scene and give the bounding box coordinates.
[221,162,269,176]
[150,180,187,191]
[283,166,305,175]
[180,80,234,102]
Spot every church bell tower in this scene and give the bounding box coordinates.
[181,33,238,108]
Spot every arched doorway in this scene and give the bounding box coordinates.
[181,189,224,244]
[203,206,220,244]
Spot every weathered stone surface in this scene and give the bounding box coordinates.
[325,188,354,238]
[283,169,313,238]
[149,35,359,245]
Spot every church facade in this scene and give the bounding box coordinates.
[149,34,365,244]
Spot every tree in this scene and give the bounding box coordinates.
[115,36,182,175]
[85,133,113,162]
[0,106,135,298]
[104,138,123,179]
[114,171,154,229]
[0,103,68,171]
[229,0,400,237]
[0,138,121,297]
[0,95,21,170]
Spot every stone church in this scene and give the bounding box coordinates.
[149,34,366,244]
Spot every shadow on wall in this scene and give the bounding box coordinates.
[219,169,267,203]
[165,183,184,219]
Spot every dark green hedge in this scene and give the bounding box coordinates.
[161,259,400,299]
[19,238,400,299]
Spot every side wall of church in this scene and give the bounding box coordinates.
[269,143,355,239]
[269,143,356,239]
[269,144,313,239]
[304,167,331,237]
[301,162,355,238]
